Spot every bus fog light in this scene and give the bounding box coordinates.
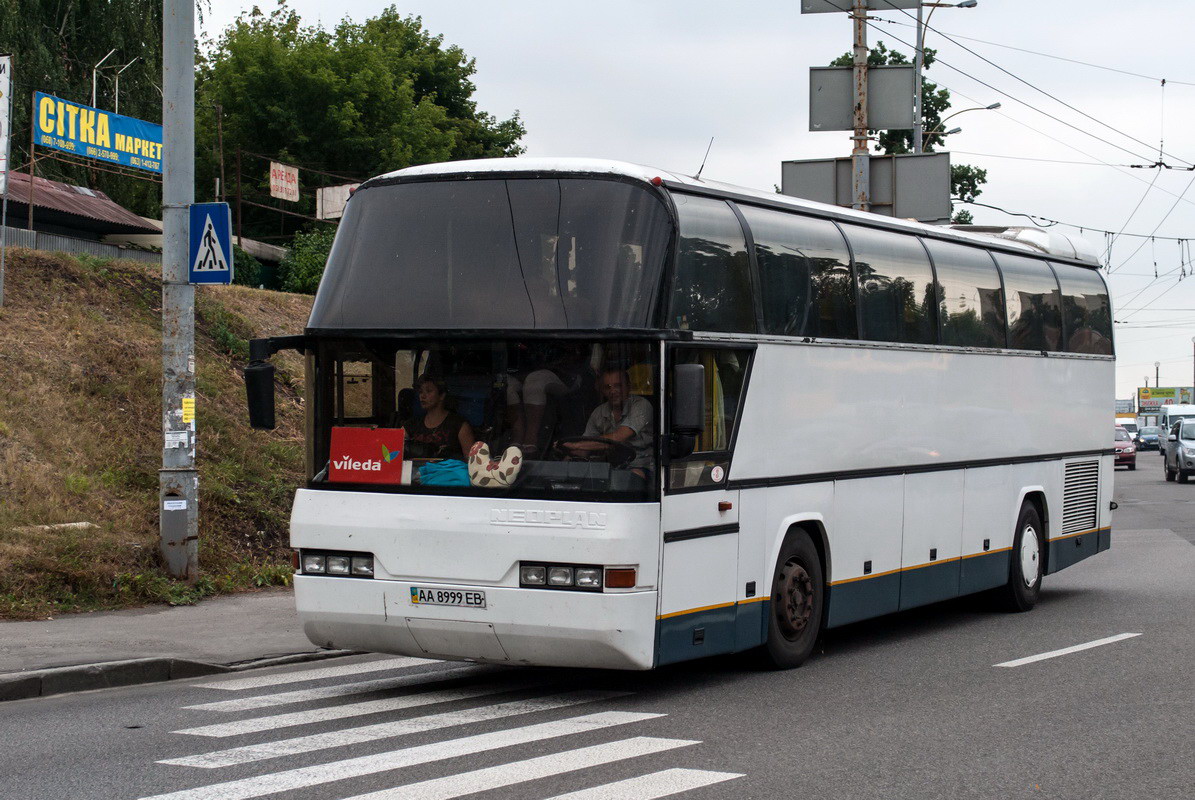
[326,555,351,575]
[351,556,374,576]
[520,565,546,585]
[302,554,326,574]
[548,566,574,586]
[605,568,637,588]
[574,568,602,588]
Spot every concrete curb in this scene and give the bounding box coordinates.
[0,648,359,702]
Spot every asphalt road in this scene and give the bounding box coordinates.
[2,466,1191,800]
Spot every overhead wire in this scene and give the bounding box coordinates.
[872,1,1192,167]
[878,20,1195,86]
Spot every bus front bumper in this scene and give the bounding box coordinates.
[295,575,658,671]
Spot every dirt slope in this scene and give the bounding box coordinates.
[0,249,311,618]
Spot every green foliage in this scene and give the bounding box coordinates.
[279,226,337,294]
[196,3,526,242]
[952,208,975,224]
[232,245,263,288]
[0,0,164,217]
[830,41,988,215]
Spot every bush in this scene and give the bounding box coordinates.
[232,245,263,288]
[279,226,337,294]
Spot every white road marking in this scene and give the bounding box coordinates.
[338,737,699,800]
[183,665,484,712]
[192,657,434,691]
[160,690,629,768]
[543,768,745,799]
[138,711,663,800]
[175,679,540,737]
[994,632,1143,667]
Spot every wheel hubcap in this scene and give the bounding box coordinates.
[774,558,814,639]
[1020,525,1040,588]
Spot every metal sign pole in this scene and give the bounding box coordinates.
[0,54,12,307]
[161,0,198,580]
[850,0,870,211]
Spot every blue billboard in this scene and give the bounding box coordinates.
[34,91,163,174]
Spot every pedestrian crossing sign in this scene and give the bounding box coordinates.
[188,202,234,284]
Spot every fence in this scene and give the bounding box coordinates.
[1,225,161,264]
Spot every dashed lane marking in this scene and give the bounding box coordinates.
[994,633,1142,667]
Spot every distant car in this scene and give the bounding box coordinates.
[1114,426,1136,470]
[1135,426,1162,451]
[1163,419,1195,482]
[1118,420,1139,436]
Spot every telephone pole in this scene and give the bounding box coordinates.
[851,0,870,211]
[160,0,198,580]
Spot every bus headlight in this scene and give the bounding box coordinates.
[302,554,326,574]
[547,566,574,586]
[299,550,374,578]
[519,565,546,585]
[574,568,603,588]
[326,555,351,575]
[351,556,375,576]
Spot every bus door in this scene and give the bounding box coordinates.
[657,346,752,665]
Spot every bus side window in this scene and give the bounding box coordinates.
[669,195,756,333]
[668,347,752,489]
[1050,261,1113,355]
[923,239,1006,348]
[738,205,857,340]
[992,253,1063,352]
[840,224,937,345]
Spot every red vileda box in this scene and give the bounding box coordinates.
[329,427,405,484]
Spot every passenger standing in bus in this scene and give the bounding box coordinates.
[404,375,475,459]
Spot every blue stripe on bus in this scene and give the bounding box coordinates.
[655,599,768,666]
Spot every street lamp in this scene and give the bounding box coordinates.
[1155,361,1161,387]
[914,1,979,153]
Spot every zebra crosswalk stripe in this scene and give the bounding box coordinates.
[542,767,745,799]
[138,711,664,800]
[336,737,699,800]
[191,657,434,691]
[174,678,540,737]
[160,690,630,768]
[182,665,486,712]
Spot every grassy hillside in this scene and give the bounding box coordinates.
[0,249,311,619]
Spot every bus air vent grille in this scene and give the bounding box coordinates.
[1062,460,1100,535]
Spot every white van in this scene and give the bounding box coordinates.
[1159,405,1195,457]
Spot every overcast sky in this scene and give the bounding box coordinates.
[207,1,1195,402]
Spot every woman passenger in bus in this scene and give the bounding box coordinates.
[403,375,476,459]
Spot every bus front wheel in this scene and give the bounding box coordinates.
[996,502,1044,613]
[762,530,824,669]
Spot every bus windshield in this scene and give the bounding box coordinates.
[309,178,673,331]
[309,337,659,500]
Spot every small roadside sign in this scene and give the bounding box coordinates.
[188,202,233,284]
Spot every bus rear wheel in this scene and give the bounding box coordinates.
[996,502,1043,612]
[762,530,824,669]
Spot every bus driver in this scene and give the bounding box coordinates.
[560,368,654,475]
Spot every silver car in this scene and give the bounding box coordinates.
[1163,420,1195,482]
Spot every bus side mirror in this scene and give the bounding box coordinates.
[671,363,705,458]
[244,360,276,430]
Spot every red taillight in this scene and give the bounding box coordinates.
[605,568,637,588]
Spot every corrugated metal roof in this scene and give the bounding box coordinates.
[4,171,160,234]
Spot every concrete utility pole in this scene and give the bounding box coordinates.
[851,0,870,211]
[913,3,925,154]
[160,0,198,580]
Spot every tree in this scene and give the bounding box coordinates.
[195,3,526,243]
[0,0,164,217]
[830,42,987,222]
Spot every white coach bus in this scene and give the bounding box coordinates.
[245,158,1115,670]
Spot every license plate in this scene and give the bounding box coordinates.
[410,587,486,609]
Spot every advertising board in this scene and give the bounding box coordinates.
[33,91,162,173]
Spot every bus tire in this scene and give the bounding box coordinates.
[996,502,1043,613]
[762,530,824,669]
